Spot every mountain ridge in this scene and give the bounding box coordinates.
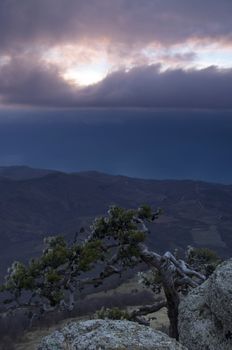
[0,165,60,181]
[0,165,231,186]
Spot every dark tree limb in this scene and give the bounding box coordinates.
[130,300,167,319]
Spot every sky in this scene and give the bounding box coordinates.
[0,0,232,183]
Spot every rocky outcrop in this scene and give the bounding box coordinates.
[38,319,187,349]
[179,259,232,350]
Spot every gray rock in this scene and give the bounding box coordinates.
[179,259,232,350]
[38,319,187,350]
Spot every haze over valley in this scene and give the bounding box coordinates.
[0,166,231,280]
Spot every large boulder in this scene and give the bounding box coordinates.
[179,259,232,350]
[38,319,187,350]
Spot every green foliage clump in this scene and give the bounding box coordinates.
[92,206,137,242]
[91,205,155,267]
[187,246,221,277]
[138,205,153,219]
[138,205,162,221]
[128,230,146,244]
[45,270,61,283]
[138,269,162,294]
[3,261,34,292]
[79,240,103,271]
[189,247,219,262]
[95,307,130,321]
[42,236,69,268]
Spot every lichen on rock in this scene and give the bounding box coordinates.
[179,258,232,350]
[38,319,187,349]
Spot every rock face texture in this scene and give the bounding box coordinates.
[179,259,232,350]
[38,319,187,350]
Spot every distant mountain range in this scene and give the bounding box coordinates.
[0,165,57,180]
[0,166,231,280]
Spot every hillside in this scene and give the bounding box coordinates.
[0,165,58,180]
[0,166,232,279]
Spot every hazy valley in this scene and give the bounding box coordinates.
[0,166,231,280]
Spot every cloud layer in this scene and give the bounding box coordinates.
[1,58,232,108]
[1,0,232,51]
[0,0,232,108]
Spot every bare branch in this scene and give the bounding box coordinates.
[130,300,167,318]
[138,243,161,268]
[163,252,206,284]
[133,217,149,233]
[81,264,122,288]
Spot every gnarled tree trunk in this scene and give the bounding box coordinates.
[159,257,180,339]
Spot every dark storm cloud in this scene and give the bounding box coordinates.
[0,0,232,53]
[0,56,76,106]
[1,58,232,109]
[0,0,231,109]
[86,65,232,109]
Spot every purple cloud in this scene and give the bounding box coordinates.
[0,57,232,109]
[0,0,231,109]
[0,0,231,53]
[78,66,232,109]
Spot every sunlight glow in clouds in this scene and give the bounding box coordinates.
[0,0,232,106]
[41,39,232,87]
[42,43,110,86]
[63,64,108,86]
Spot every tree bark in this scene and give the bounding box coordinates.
[160,260,180,340]
[163,285,179,339]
